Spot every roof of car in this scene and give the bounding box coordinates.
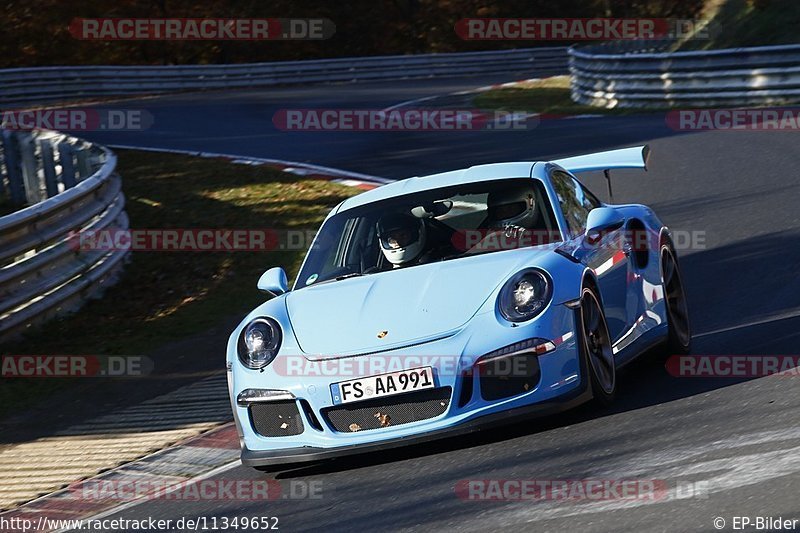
[336,162,537,213]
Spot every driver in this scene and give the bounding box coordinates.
[485,186,539,237]
[376,212,427,268]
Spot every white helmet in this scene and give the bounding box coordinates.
[487,187,538,229]
[377,213,427,266]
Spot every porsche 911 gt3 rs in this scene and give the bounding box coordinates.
[226,145,691,468]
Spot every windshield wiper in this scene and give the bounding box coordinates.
[313,272,365,286]
[335,272,364,281]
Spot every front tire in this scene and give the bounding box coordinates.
[660,244,691,354]
[580,286,616,405]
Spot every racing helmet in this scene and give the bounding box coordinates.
[377,213,427,266]
[486,186,538,229]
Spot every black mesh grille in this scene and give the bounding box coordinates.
[249,400,304,437]
[479,353,541,401]
[324,387,451,433]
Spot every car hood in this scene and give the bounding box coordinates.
[285,249,549,358]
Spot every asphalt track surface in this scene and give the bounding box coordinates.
[68,74,800,532]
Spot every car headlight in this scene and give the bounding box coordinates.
[498,269,552,322]
[238,318,282,369]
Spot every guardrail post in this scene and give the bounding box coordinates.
[39,139,59,198]
[76,147,92,179]
[58,142,77,188]
[18,133,43,204]
[1,130,26,205]
[0,134,7,201]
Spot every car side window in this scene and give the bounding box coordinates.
[550,171,598,238]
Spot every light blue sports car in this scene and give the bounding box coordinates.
[227,145,691,469]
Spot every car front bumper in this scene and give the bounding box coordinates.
[240,378,591,466]
[230,303,590,467]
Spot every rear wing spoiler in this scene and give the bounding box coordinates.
[551,145,650,202]
[552,145,650,174]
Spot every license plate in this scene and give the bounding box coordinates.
[330,367,435,405]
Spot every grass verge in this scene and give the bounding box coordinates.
[0,150,360,419]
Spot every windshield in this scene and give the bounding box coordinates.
[294,178,561,289]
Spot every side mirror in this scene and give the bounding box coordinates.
[585,207,624,243]
[257,267,289,296]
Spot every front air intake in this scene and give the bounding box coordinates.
[479,352,541,401]
[249,400,304,437]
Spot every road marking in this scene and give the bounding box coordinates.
[106,144,391,186]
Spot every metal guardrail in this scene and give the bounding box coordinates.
[569,41,800,108]
[0,129,128,340]
[0,47,569,106]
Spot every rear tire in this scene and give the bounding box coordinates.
[579,286,616,405]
